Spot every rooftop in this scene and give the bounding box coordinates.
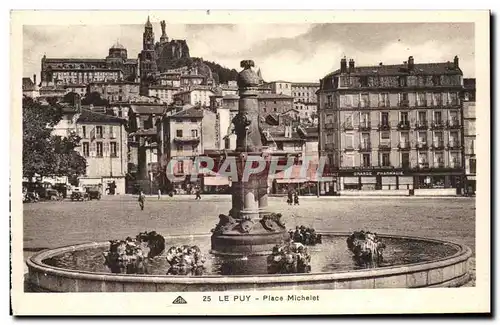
[292,82,320,87]
[130,105,167,115]
[170,106,204,119]
[257,93,293,100]
[324,61,462,78]
[22,77,35,91]
[77,109,126,124]
[44,58,106,63]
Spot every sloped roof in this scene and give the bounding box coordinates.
[130,105,166,115]
[258,93,293,100]
[77,109,126,124]
[292,82,320,87]
[170,106,204,119]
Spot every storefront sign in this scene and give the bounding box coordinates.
[352,170,404,176]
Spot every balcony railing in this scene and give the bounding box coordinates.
[417,162,430,169]
[399,100,409,107]
[447,120,461,129]
[378,143,391,151]
[450,162,461,168]
[416,101,427,107]
[397,121,411,130]
[378,102,390,108]
[398,141,411,150]
[173,136,201,143]
[435,162,445,168]
[415,121,428,130]
[378,123,391,130]
[431,121,445,129]
[358,122,371,131]
[447,142,461,150]
[359,142,372,151]
[416,142,429,150]
[431,142,445,150]
[343,123,354,131]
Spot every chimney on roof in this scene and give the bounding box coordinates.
[33,74,37,86]
[454,55,459,69]
[348,59,355,71]
[408,56,414,70]
[340,57,347,73]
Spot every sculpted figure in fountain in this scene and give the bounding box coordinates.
[103,231,166,274]
[346,231,386,267]
[289,225,323,246]
[165,245,206,275]
[267,241,312,274]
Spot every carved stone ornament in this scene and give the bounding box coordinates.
[240,220,254,233]
[237,60,261,88]
[232,113,251,137]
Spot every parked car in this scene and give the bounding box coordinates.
[86,186,102,200]
[71,187,89,201]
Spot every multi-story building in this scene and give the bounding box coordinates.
[148,85,179,104]
[88,81,140,103]
[318,56,464,194]
[76,110,128,194]
[292,82,320,121]
[174,87,215,107]
[463,78,476,194]
[40,42,138,86]
[157,71,181,88]
[258,93,294,115]
[268,80,292,96]
[51,101,128,194]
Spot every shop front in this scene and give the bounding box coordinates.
[337,168,464,193]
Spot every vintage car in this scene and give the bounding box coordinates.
[70,187,89,201]
[86,186,102,200]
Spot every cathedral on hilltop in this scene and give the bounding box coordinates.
[139,16,191,94]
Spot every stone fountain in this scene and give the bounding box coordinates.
[210,60,288,256]
[25,59,473,292]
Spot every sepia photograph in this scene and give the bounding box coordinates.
[10,9,490,315]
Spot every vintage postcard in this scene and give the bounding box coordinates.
[10,10,490,315]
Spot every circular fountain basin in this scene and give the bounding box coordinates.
[26,232,472,292]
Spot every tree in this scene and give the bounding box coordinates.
[81,92,109,106]
[62,92,79,105]
[23,97,87,181]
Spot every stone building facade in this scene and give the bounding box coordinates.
[318,56,464,195]
[88,81,140,103]
[462,78,476,194]
[291,82,320,121]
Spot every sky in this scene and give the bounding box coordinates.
[23,22,475,82]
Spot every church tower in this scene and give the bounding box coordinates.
[139,16,158,95]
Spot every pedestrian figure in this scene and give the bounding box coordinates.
[138,191,145,210]
[287,189,293,205]
[195,187,202,200]
[294,192,299,205]
[157,189,161,200]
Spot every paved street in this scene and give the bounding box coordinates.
[23,196,476,284]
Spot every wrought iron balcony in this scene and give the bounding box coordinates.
[397,121,411,130]
[416,101,427,107]
[415,121,428,130]
[399,100,409,107]
[431,121,445,129]
[417,162,430,169]
[446,120,461,129]
[378,143,391,151]
[173,136,200,144]
[397,141,411,150]
[358,122,371,131]
[358,142,372,152]
[431,142,445,150]
[447,142,462,150]
[416,142,429,150]
[378,123,391,131]
[343,123,354,131]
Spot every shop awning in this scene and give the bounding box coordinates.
[276,178,308,184]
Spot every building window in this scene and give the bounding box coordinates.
[470,158,476,174]
[273,108,277,112]
[379,93,389,107]
[434,151,444,168]
[433,92,442,106]
[449,131,459,147]
[418,152,428,168]
[96,142,103,157]
[191,129,198,138]
[417,92,426,106]
[400,111,409,124]
[83,142,89,157]
[418,111,427,124]
[96,126,103,138]
[450,152,460,168]
[176,161,184,174]
[359,93,369,108]
[361,133,370,149]
[434,131,444,147]
[176,130,183,137]
[362,153,371,167]
[381,112,389,126]
[110,142,117,157]
[345,134,354,149]
[192,144,198,153]
[418,131,427,146]
[401,152,410,168]
[434,111,442,124]
[400,93,409,106]
[381,153,391,167]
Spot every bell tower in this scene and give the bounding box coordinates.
[139,16,158,95]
